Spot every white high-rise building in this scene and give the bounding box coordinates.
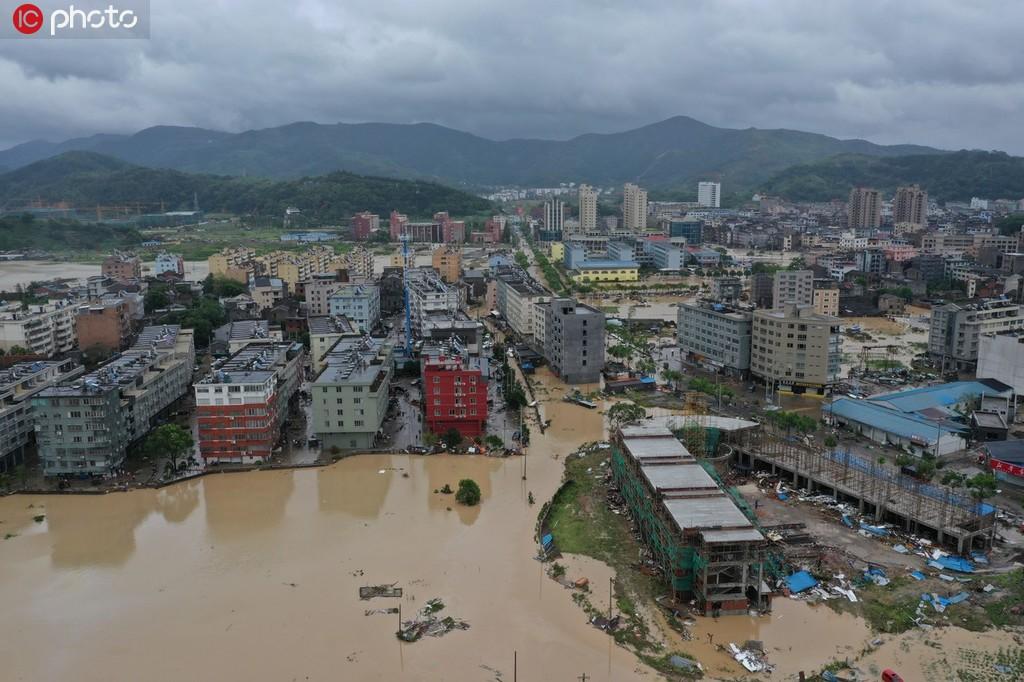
[578,184,598,234]
[697,181,721,208]
[622,183,648,232]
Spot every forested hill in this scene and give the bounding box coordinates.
[0,151,492,222]
[759,150,1024,202]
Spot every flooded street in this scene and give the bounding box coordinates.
[0,409,648,681]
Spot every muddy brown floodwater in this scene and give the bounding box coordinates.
[0,375,648,682]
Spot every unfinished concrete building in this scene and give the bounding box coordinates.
[611,425,769,616]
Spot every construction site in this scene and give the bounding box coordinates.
[610,423,770,616]
[733,429,996,553]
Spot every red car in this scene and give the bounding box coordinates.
[882,670,904,682]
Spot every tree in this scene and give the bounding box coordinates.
[144,424,194,476]
[636,358,656,376]
[144,285,170,311]
[824,435,838,449]
[442,427,464,449]
[663,369,684,393]
[966,472,998,501]
[608,401,647,429]
[209,277,247,298]
[608,344,632,368]
[8,345,29,356]
[455,478,481,506]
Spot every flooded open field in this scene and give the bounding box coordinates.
[0,260,209,290]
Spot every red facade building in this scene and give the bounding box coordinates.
[193,343,305,464]
[351,211,380,241]
[421,345,488,438]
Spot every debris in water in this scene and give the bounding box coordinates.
[364,608,400,616]
[728,642,772,673]
[359,584,403,600]
[396,597,468,642]
[32,514,45,523]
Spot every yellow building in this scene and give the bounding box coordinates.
[548,242,565,262]
[569,263,639,283]
[431,245,462,283]
[208,247,256,283]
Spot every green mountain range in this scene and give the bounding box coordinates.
[0,152,491,221]
[0,116,941,191]
[759,151,1024,202]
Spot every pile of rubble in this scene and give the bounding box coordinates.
[727,640,773,673]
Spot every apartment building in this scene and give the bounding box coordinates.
[76,299,132,353]
[812,281,840,317]
[623,183,648,232]
[697,181,721,208]
[431,245,462,284]
[0,300,77,357]
[421,342,489,438]
[154,252,185,277]
[208,247,257,283]
[929,300,1024,372]
[351,211,380,241]
[250,276,286,312]
[308,315,360,371]
[494,266,551,339]
[578,185,598,233]
[0,359,83,473]
[194,342,305,464]
[342,246,375,279]
[211,320,283,356]
[304,273,347,316]
[750,272,774,309]
[256,246,345,289]
[751,304,842,394]
[710,276,742,304]
[893,185,928,227]
[543,298,605,384]
[34,326,195,476]
[677,302,752,377]
[312,336,393,450]
[101,252,142,281]
[406,268,460,337]
[848,187,882,230]
[773,270,813,306]
[328,281,381,333]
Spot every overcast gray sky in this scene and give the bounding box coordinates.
[1,0,1022,152]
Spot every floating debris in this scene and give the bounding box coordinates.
[396,598,468,642]
[359,584,403,600]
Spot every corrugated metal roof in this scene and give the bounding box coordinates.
[826,398,962,443]
[869,380,1012,413]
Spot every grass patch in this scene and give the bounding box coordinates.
[544,447,697,676]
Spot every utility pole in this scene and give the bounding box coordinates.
[578,674,590,682]
[609,577,614,620]
[514,651,517,682]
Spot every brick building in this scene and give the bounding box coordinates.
[76,300,132,353]
[351,211,380,241]
[101,252,142,281]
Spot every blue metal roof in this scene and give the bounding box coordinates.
[826,398,963,443]
[575,259,638,269]
[868,381,1012,414]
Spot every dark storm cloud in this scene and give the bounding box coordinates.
[1,0,1022,153]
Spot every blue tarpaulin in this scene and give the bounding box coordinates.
[787,570,818,594]
[932,556,975,573]
[841,514,854,528]
[910,571,926,581]
[541,533,553,548]
[859,522,889,537]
